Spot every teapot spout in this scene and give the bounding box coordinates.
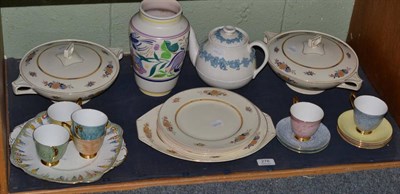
[188,26,199,66]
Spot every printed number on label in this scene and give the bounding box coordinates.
[257,158,276,166]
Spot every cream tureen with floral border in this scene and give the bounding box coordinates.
[12,39,122,102]
[266,30,362,94]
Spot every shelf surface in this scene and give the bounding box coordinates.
[7,52,400,192]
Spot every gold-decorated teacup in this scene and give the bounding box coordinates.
[33,124,70,167]
[290,101,324,142]
[72,133,106,159]
[63,109,108,159]
[350,93,388,135]
[47,101,82,128]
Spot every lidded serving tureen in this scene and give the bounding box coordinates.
[266,30,362,94]
[12,39,122,102]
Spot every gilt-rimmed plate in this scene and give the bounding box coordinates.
[10,111,125,184]
[137,104,275,162]
[157,88,261,154]
[9,113,128,177]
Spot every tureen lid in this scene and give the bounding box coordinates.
[19,39,120,94]
[268,30,358,82]
[209,26,249,47]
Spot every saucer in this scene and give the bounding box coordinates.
[10,111,126,184]
[337,110,392,149]
[276,117,331,153]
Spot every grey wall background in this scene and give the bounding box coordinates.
[1,0,354,58]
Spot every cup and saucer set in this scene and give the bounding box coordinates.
[337,94,393,149]
[275,94,393,153]
[275,100,331,154]
[9,101,127,184]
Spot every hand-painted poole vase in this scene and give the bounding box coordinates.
[129,0,190,96]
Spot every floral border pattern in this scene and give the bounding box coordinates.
[199,48,255,70]
[214,28,244,44]
[43,81,73,90]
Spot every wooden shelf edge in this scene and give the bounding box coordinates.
[0,9,10,194]
[12,161,400,194]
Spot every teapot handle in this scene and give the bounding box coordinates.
[249,40,269,79]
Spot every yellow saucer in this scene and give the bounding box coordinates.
[337,126,391,149]
[337,110,393,147]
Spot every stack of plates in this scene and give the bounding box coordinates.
[137,87,276,162]
[337,110,393,149]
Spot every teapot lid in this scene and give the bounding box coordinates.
[209,26,248,47]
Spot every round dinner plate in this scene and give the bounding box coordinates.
[157,88,261,154]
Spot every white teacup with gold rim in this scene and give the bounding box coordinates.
[47,101,82,126]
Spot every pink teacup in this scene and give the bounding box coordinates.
[290,102,324,142]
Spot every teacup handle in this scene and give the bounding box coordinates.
[61,122,73,141]
[76,98,83,106]
[74,125,83,139]
[106,121,111,129]
[51,146,59,161]
[349,92,357,108]
[292,96,299,104]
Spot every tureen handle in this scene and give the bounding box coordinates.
[108,48,124,60]
[249,40,269,79]
[336,72,363,91]
[263,31,278,44]
[12,75,37,95]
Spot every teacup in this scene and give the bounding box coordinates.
[73,134,106,159]
[48,101,82,136]
[33,124,70,167]
[290,102,324,142]
[69,109,108,159]
[351,94,388,135]
[71,109,108,140]
[47,101,82,125]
